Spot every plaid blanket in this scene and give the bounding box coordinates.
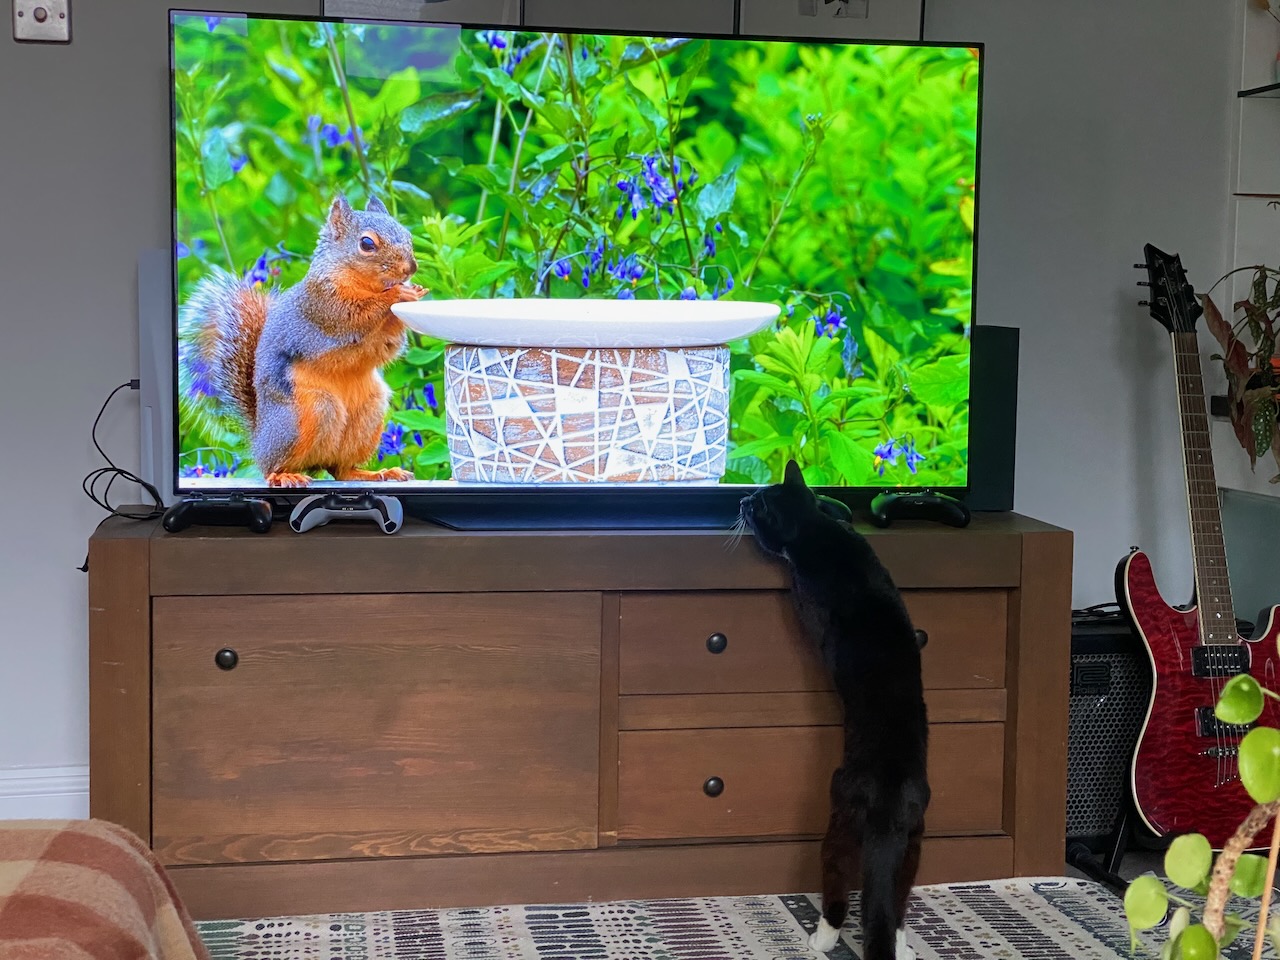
[0,819,209,960]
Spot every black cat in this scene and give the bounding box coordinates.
[740,460,929,960]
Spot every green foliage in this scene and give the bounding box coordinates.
[173,17,977,485]
[1125,645,1280,959]
[1165,835,1212,891]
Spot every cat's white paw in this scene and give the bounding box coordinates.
[895,927,916,960]
[808,918,841,953]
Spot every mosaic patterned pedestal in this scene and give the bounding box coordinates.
[443,345,731,483]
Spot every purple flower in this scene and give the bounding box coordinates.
[503,44,529,76]
[307,114,321,133]
[617,288,635,300]
[588,237,607,274]
[714,221,723,233]
[176,241,191,259]
[725,273,735,292]
[230,154,248,174]
[642,154,678,209]
[582,268,591,289]
[378,422,405,461]
[246,251,271,286]
[815,306,847,338]
[680,287,698,300]
[873,439,901,476]
[478,29,507,50]
[689,171,699,185]
[552,258,572,280]
[193,237,208,255]
[902,437,926,474]
[425,384,438,411]
[606,253,644,285]
[204,16,221,31]
[842,333,863,381]
[320,123,344,148]
[703,234,716,258]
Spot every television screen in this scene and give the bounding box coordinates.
[171,12,980,493]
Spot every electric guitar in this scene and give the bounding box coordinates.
[1119,243,1280,849]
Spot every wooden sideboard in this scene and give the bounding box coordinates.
[88,511,1072,920]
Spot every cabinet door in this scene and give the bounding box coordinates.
[152,593,601,865]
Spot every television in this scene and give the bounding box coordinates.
[169,11,982,526]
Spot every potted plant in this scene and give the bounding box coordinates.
[1124,672,1280,958]
[1202,265,1280,484]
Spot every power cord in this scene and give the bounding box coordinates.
[78,380,165,571]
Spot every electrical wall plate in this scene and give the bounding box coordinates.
[740,0,922,40]
[13,0,70,42]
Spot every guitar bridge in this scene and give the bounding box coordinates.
[1196,706,1253,739]
[1191,644,1249,679]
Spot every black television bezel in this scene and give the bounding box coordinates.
[168,9,985,517]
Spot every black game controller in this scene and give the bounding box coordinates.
[868,491,971,529]
[162,495,273,534]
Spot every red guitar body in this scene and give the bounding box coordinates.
[1119,549,1280,848]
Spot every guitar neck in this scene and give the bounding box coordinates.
[1171,330,1236,641]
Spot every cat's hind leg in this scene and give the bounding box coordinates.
[810,773,862,954]
[860,788,926,960]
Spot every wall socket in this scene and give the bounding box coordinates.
[13,0,70,42]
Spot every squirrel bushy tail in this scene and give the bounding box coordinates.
[178,266,268,429]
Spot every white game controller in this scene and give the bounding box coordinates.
[289,493,403,534]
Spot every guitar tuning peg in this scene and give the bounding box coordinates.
[1138,300,1151,307]
[1137,281,1151,286]
[1133,263,1145,269]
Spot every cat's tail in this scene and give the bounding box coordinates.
[859,794,925,960]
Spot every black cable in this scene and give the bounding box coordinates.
[80,380,165,524]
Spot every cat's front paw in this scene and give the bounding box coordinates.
[896,928,916,960]
[808,918,841,954]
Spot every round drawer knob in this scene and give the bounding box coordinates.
[914,628,929,649]
[703,776,725,797]
[214,648,239,671]
[706,632,728,654]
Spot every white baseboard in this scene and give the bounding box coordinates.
[0,766,90,820]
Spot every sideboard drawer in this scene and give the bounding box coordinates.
[618,590,1008,694]
[151,592,602,865]
[617,724,1006,841]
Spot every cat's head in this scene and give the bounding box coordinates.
[739,460,850,558]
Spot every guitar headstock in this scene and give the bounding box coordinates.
[1138,243,1202,333]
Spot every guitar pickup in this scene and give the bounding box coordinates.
[1197,706,1253,739]
[1191,644,1249,678]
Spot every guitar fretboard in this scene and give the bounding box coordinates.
[1171,331,1236,643]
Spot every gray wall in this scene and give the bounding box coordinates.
[0,0,1237,806]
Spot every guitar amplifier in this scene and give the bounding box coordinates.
[1066,611,1152,842]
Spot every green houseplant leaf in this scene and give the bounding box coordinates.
[1229,853,1269,898]
[1124,875,1168,931]
[1216,674,1266,726]
[1240,726,1280,803]
[1164,834,1212,890]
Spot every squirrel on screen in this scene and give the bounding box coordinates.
[180,195,425,487]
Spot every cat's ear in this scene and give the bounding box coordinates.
[783,459,806,488]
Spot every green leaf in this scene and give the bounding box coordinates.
[201,127,234,190]
[404,345,444,366]
[733,369,803,403]
[909,354,970,409]
[415,440,451,467]
[1230,853,1269,898]
[729,435,794,460]
[400,89,482,135]
[1176,923,1218,960]
[1169,906,1191,942]
[264,172,296,207]
[1219,913,1248,949]
[694,165,739,224]
[824,429,877,482]
[1164,834,1212,889]
[1123,875,1168,931]
[1240,726,1280,803]
[674,40,711,105]
[390,409,446,434]
[861,326,901,378]
[1217,675,1266,726]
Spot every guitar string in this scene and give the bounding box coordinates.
[1174,332,1232,784]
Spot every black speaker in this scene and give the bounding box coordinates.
[967,324,1018,512]
[1066,617,1152,842]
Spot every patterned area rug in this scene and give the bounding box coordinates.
[194,877,1229,959]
